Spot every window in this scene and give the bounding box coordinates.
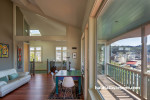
[147,35,150,72]
[30,30,41,36]
[30,46,42,62]
[56,47,67,61]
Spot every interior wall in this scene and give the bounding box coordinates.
[0,0,13,70]
[16,6,23,36]
[29,25,82,70]
[30,41,67,70]
[67,26,81,69]
[23,20,30,36]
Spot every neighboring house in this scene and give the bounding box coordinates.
[126,60,141,68]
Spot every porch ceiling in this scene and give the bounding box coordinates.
[97,0,150,40]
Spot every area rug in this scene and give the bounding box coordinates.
[48,84,83,99]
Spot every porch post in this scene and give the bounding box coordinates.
[141,25,147,99]
[84,28,89,100]
[106,45,110,75]
[88,17,96,89]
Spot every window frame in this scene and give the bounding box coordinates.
[56,46,67,62]
[30,46,42,62]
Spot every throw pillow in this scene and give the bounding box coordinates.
[0,76,8,83]
[8,73,18,80]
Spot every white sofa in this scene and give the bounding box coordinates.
[0,69,31,97]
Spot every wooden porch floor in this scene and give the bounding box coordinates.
[97,75,141,100]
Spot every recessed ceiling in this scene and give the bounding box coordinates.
[97,0,150,40]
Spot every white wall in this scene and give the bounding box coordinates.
[30,41,67,70]
[67,26,81,69]
[29,25,82,70]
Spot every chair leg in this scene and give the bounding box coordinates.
[71,87,73,99]
[64,88,67,99]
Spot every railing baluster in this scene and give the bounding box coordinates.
[135,73,137,94]
[131,72,133,91]
[128,71,130,87]
[138,74,141,96]
[125,70,127,87]
[117,68,119,81]
[115,67,116,81]
[148,77,150,99]
[123,69,125,86]
[119,68,121,83]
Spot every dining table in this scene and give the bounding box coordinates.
[55,70,82,95]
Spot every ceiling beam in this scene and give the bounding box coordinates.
[14,36,67,41]
[90,0,103,17]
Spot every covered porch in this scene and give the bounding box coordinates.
[81,0,150,99]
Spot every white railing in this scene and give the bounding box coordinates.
[107,63,142,97]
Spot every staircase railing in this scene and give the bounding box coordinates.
[30,59,35,75]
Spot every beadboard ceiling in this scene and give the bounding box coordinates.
[97,0,150,40]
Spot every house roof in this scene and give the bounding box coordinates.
[126,61,137,65]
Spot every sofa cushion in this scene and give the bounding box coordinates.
[19,75,31,81]
[0,76,8,83]
[8,73,18,80]
[0,69,17,78]
[0,75,31,92]
[18,72,29,77]
[0,81,7,87]
[0,79,20,92]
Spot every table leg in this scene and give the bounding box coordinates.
[56,77,58,94]
[78,77,81,94]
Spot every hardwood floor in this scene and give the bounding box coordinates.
[0,74,83,100]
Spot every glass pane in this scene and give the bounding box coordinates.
[35,51,41,62]
[147,35,150,72]
[30,47,34,50]
[97,44,105,74]
[56,51,61,61]
[36,47,41,50]
[111,37,141,70]
[56,47,61,50]
[63,51,67,61]
[30,52,34,61]
[30,30,41,36]
[63,47,67,50]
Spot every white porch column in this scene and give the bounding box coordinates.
[88,17,96,89]
[84,28,89,100]
[106,45,110,75]
[141,26,147,100]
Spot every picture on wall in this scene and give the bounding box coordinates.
[72,52,77,59]
[17,47,22,69]
[0,43,9,58]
